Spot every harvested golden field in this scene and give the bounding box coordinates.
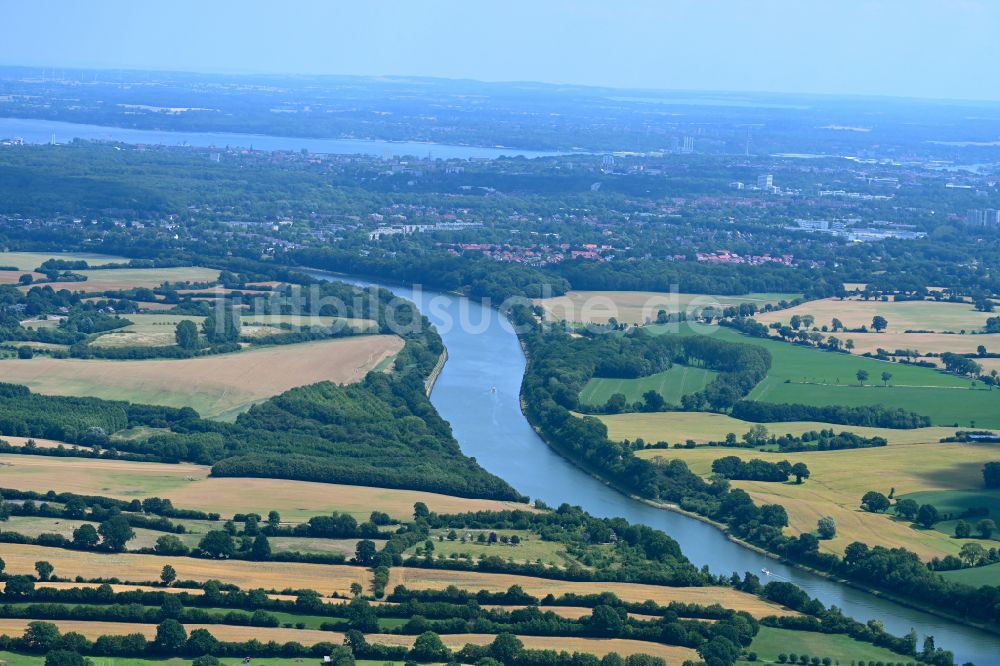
[755,297,992,334]
[637,440,998,560]
[0,335,403,418]
[0,271,45,284]
[387,568,797,618]
[817,331,1000,357]
[535,290,799,325]
[29,267,221,293]
[0,436,73,449]
[594,410,965,445]
[0,543,370,595]
[0,252,129,270]
[0,454,532,521]
[0,620,697,660]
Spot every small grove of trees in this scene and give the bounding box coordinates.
[984,462,1000,489]
[816,516,836,540]
[174,320,200,349]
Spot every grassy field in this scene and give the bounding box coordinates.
[755,297,994,334]
[387,568,798,618]
[535,290,800,325]
[0,453,531,521]
[0,335,404,419]
[0,252,129,270]
[0,271,46,285]
[579,364,718,407]
[0,543,370,595]
[31,267,220,293]
[410,529,575,566]
[593,410,967,445]
[637,439,1000,559]
[647,323,1000,428]
[745,626,914,663]
[939,561,1000,587]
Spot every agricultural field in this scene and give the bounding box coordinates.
[755,296,994,334]
[637,439,1000,559]
[535,290,800,325]
[86,313,379,348]
[89,314,205,348]
[833,331,1000,357]
[0,623,697,661]
[0,453,530,521]
[0,252,129,270]
[386,568,799,617]
[648,323,1000,428]
[594,410,970,445]
[409,528,575,566]
[0,271,45,285]
[0,543,371,595]
[0,516,385,555]
[579,364,718,407]
[28,267,221,293]
[745,626,914,664]
[0,335,404,418]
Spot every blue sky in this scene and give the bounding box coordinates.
[2,0,999,101]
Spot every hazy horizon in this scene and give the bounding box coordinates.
[2,0,999,103]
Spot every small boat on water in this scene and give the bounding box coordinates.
[761,568,772,576]
[490,385,497,393]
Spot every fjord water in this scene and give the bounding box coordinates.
[0,117,561,159]
[328,274,1000,666]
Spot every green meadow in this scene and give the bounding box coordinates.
[579,364,718,407]
[646,323,1000,428]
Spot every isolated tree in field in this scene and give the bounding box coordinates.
[831,318,844,331]
[977,518,997,539]
[490,633,525,663]
[63,497,87,519]
[743,424,769,447]
[18,274,33,286]
[790,462,810,483]
[881,371,892,386]
[198,530,235,558]
[978,345,988,357]
[817,516,836,539]
[72,524,99,548]
[894,498,919,520]
[861,491,890,513]
[160,564,177,586]
[845,339,855,351]
[413,502,430,519]
[790,315,802,330]
[251,534,271,560]
[588,605,625,637]
[23,621,61,651]
[34,560,54,581]
[267,510,281,528]
[960,542,985,566]
[856,369,869,385]
[98,515,135,552]
[355,539,377,566]
[955,520,972,538]
[916,503,940,528]
[174,319,199,349]
[640,389,666,412]
[872,315,888,332]
[984,462,1000,489]
[153,619,187,652]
